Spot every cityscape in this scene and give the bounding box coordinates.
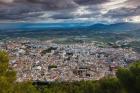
[0,38,139,82]
[0,0,140,93]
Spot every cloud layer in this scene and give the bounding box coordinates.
[0,0,140,23]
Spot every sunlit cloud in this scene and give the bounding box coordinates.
[125,16,140,23]
[100,0,128,14]
[72,6,92,16]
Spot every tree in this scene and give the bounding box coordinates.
[13,82,40,93]
[116,61,140,93]
[0,51,39,93]
[97,77,123,93]
[0,51,16,93]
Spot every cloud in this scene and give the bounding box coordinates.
[104,6,140,18]
[74,0,109,5]
[0,0,14,3]
[126,0,140,7]
[0,0,140,24]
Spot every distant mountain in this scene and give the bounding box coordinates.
[88,22,140,32]
[0,22,140,32]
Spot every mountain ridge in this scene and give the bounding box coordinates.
[0,22,140,32]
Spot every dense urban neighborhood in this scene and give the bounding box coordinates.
[0,38,139,82]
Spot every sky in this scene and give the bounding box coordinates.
[0,0,140,24]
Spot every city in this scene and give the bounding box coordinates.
[0,0,140,93]
[0,38,139,82]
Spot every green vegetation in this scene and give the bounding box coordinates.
[48,65,57,70]
[0,51,39,93]
[0,51,140,93]
[117,61,140,93]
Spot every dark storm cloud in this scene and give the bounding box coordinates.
[0,0,109,20]
[0,0,140,23]
[0,0,77,19]
[46,6,101,20]
[0,3,44,19]
[74,0,109,5]
[1,0,77,11]
[0,0,109,11]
